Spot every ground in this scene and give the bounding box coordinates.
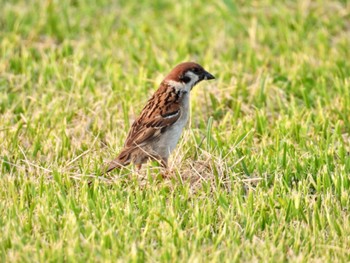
[1,0,350,262]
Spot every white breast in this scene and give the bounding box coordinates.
[156,90,190,158]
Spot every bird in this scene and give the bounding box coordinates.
[104,62,215,174]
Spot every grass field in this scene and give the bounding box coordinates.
[1,0,350,261]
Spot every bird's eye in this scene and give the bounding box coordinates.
[193,68,199,73]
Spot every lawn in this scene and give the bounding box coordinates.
[1,0,350,262]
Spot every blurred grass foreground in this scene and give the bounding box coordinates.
[1,0,350,262]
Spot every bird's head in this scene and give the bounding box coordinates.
[164,62,215,91]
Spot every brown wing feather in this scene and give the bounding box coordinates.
[124,84,182,148]
[104,84,183,174]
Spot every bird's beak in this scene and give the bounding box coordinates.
[203,70,215,80]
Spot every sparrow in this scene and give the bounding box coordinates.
[105,62,215,173]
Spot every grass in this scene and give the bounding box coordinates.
[1,0,350,261]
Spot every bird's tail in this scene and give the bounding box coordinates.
[104,159,123,174]
[103,148,131,174]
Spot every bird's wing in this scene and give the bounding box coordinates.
[124,87,182,148]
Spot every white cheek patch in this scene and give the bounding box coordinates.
[167,80,185,90]
[166,71,199,93]
[185,71,199,87]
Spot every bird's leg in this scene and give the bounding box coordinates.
[136,164,142,171]
[148,154,170,178]
[160,158,168,169]
[160,157,173,179]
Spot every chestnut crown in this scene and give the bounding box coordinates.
[164,62,215,87]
